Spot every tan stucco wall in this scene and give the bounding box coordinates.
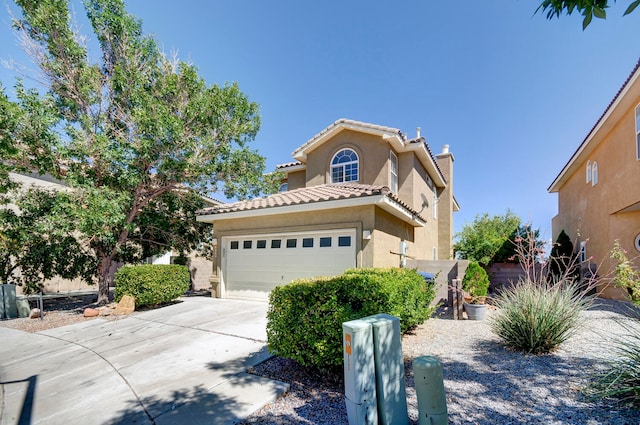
[304,130,392,187]
[436,152,455,259]
[552,80,640,299]
[285,170,306,191]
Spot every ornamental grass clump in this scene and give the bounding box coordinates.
[490,226,595,354]
[585,316,640,407]
[490,278,593,354]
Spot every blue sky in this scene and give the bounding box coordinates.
[1,1,639,239]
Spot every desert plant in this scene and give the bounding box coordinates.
[610,240,640,303]
[490,226,596,354]
[462,261,489,304]
[114,264,190,307]
[490,278,593,353]
[585,316,640,407]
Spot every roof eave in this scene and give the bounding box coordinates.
[405,142,447,187]
[196,195,425,227]
[549,59,640,193]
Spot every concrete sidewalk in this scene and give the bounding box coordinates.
[0,297,288,425]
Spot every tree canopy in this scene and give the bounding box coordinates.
[537,0,640,29]
[454,210,544,267]
[1,0,276,302]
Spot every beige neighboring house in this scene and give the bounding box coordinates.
[197,118,460,301]
[5,171,214,294]
[548,58,640,299]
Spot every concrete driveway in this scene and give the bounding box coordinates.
[0,297,288,425]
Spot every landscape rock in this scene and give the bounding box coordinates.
[83,308,100,318]
[29,308,43,319]
[114,295,135,315]
[98,306,112,316]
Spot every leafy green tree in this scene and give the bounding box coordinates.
[537,0,640,29]
[3,0,275,303]
[0,188,96,293]
[454,210,522,267]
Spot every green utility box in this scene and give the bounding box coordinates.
[413,356,448,425]
[1,284,18,319]
[343,319,379,425]
[364,314,408,425]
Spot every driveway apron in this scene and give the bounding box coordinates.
[0,297,288,425]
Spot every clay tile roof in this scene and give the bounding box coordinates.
[196,183,425,221]
[275,161,304,170]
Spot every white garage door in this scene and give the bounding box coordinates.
[222,228,357,300]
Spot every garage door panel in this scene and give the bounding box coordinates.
[223,230,356,301]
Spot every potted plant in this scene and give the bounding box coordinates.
[462,261,490,320]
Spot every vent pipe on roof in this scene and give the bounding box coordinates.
[442,144,450,154]
[416,127,421,139]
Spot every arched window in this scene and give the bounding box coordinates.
[586,160,591,183]
[331,149,359,183]
[591,161,598,186]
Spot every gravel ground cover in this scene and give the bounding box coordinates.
[3,294,639,424]
[243,300,640,425]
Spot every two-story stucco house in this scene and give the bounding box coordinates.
[548,59,640,299]
[197,118,459,300]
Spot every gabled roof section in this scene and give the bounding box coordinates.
[196,183,426,227]
[290,118,447,187]
[549,58,640,193]
[292,119,405,162]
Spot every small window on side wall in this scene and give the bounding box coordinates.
[579,241,587,262]
[586,160,591,183]
[636,104,640,160]
[591,161,598,186]
[389,151,398,193]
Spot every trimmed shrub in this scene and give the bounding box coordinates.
[490,278,593,354]
[114,264,190,307]
[462,261,489,303]
[267,268,435,370]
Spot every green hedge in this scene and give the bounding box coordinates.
[114,264,190,307]
[266,268,435,371]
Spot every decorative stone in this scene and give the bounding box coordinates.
[29,308,42,319]
[83,308,100,318]
[98,306,112,316]
[114,295,135,315]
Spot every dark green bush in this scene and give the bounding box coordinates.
[267,268,435,370]
[462,261,489,303]
[114,264,190,307]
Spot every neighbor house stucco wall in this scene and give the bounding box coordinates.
[551,64,640,300]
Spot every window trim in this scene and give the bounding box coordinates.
[432,186,438,220]
[579,241,587,263]
[330,148,359,183]
[636,104,640,160]
[389,150,398,193]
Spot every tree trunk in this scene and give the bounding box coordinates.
[96,256,114,305]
